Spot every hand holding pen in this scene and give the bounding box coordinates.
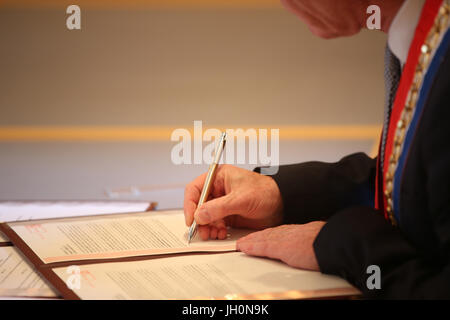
[184,133,283,243]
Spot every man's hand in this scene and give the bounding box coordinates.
[236,222,326,271]
[183,164,284,240]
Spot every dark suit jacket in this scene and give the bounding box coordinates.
[261,39,450,299]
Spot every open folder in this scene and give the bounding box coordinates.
[0,246,58,298]
[0,210,360,300]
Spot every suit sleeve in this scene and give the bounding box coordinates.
[256,152,376,224]
[313,205,450,299]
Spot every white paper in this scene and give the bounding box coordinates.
[9,210,251,263]
[0,246,58,298]
[0,201,152,222]
[52,252,357,300]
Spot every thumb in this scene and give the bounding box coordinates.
[194,193,245,225]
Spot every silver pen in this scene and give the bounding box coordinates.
[188,132,227,243]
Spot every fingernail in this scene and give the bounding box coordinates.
[196,207,210,224]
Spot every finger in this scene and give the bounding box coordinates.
[198,225,210,241]
[237,230,281,260]
[218,228,228,240]
[203,220,226,240]
[184,201,197,227]
[237,239,270,257]
[209,226,218,239]
[183,173,207,226]
[211,220,227,240]
[195,192,247,225]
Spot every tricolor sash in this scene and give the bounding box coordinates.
[375,0,450,225]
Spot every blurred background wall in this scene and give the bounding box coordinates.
[0,0,386,208]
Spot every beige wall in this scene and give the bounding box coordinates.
[0,6,386,128]
[0,4,386,202]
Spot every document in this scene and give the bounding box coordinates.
[0,201,154,245]
[0,246,58,298]
[0,201,153,222]
[52,252,357,300]
[7,210,251,264]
